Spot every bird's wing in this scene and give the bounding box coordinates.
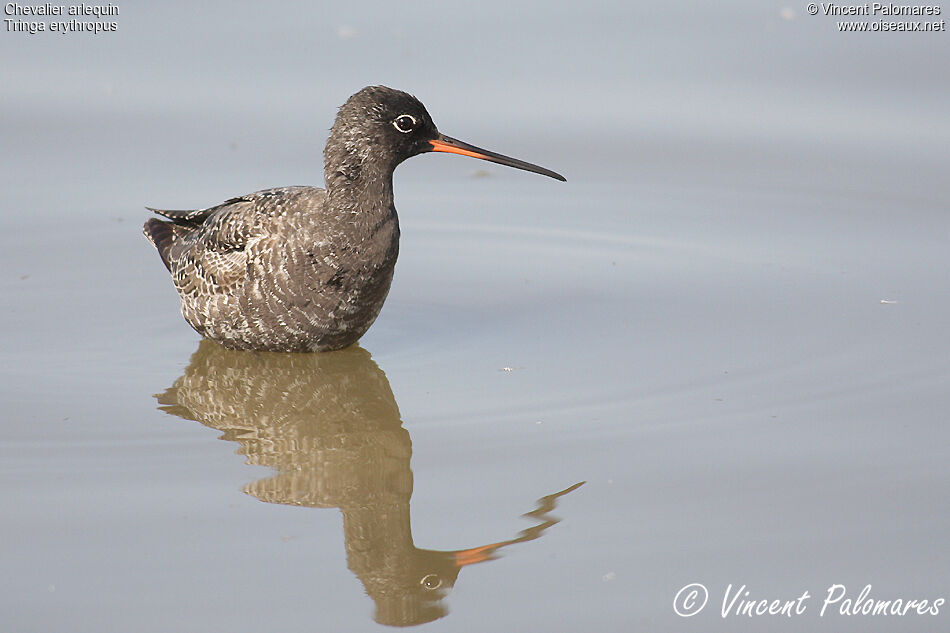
[145,204,224,224]
[148,186,319,252]
[145,186,325,286]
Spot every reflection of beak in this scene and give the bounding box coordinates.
[452,481,586,568]
[452,541,508,567]
[428,134,566,182]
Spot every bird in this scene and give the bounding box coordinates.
[144,85,565,352]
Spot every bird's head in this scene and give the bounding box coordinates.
[325,85,565,185]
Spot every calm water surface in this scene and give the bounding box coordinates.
[2,2,948,632]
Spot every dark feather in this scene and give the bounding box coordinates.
[143,218,176,271]
[145,198,246,225]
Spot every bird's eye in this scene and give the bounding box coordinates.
[393,114,417,133]
[420,573,443,590]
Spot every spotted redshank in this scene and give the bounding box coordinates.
[144,86,564,351]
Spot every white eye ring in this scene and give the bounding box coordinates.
[420,573,442,590]
[393,114,417,133]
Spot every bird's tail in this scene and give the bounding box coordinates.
[143,218,175,271]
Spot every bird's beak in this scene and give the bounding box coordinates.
[452,541,506,567]
[428,134,566,182]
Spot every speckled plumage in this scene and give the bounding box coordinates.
[144,86,564,352]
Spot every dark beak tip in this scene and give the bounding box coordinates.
[538,169,567,183]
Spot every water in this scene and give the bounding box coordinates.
[2,2,949,631]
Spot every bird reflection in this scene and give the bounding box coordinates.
[155,340,583,627]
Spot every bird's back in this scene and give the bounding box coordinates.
[144,186,400,352]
